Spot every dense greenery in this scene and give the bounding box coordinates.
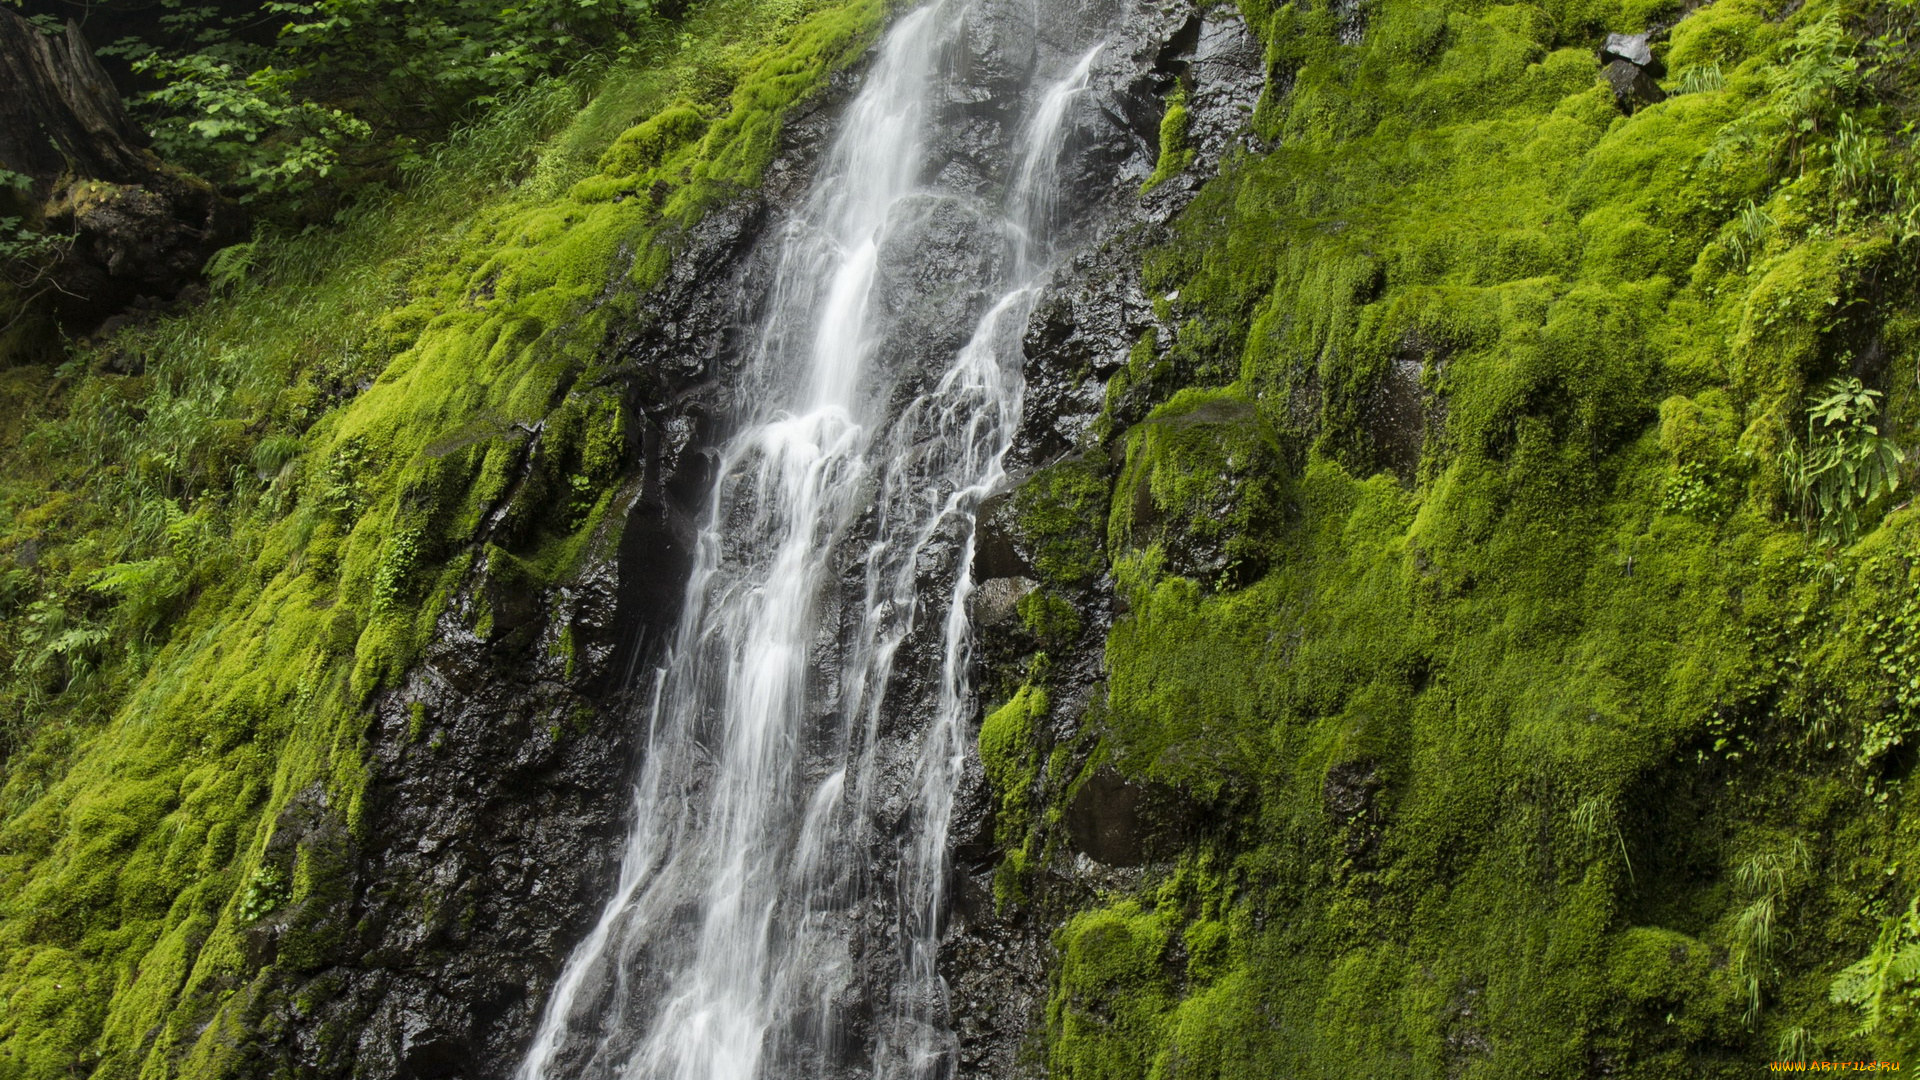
[0,0,879,1069]
[6,0,1920,1070]
[6,0,700,215]
[978,0,1920,1073]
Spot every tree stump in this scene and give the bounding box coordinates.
[0,8,156,189]
[1,7,245,349]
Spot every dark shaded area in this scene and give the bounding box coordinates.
[0,7,151,185]
[1,7,245,342]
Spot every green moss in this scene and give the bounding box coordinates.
[1017,589,1083,646]
[1109,386,1289,585]
[0,0,881,1070]
[981,683,1048,907]
[1014,457,1112,591]
[1029,0,1920,1071]
[1141,84,1195,194]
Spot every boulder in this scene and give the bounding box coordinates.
[1601,58,1666,114]
[970,575,1037,630]
[1599,31,1654,68]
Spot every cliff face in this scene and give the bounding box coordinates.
[211,168,805,1074]
[0,0,1917,1075]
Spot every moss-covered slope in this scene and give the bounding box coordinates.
[983,0,1920,1074]
[6,0,1920,1071]
[0,0,880,1072]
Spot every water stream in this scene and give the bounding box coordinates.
[519,6,1102,1077]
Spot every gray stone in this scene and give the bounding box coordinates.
[970,575,1038,629]
[1601,31,1653,67]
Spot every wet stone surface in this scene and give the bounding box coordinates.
[245,1,1263,1075]
[939,5,1264,1078]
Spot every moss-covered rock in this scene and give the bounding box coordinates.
[961,0,1920,1073]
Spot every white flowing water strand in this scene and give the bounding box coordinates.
[857,46,1102,1079]
[517,9,1103,1080]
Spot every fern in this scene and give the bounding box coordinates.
[202,241,260,293]
[1833,898,1920,1038]
[1732,841,1810,1027]
[1770,14,1861,145]
[89,558,190,640]
[1783,377,1905,543]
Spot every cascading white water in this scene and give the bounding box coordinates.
[518,6,1101,1079]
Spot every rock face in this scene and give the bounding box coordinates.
[1064,765,1197,867]
[940,8,1265,1076]
[236,89,853,1078]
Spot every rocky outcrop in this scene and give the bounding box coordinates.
[232,86,856,1080]
[1597,29,1666,113]
[942,7,1265,1075]
[34,174,245,335]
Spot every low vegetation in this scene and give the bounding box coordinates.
[0,0,879,1069]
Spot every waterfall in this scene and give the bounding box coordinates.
[519,6,1102,1078]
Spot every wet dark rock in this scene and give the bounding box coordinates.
[942,917,1050,1078]
[245,542,655,1075]
[1011,8,1262,475]
[870,198,1006,398]
[971,491,1034,581]
[1138,11,1264,222]
[1601,58,1667,113]
[1595,29,1667,116]
[934,0,1039,189]
[1594,26,1668,117]
[1064,765,1197,867]
[949,749,999,874]
[1363,329,1448,484]
[1016,240,1157,468]
[1163,13,1266,192]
